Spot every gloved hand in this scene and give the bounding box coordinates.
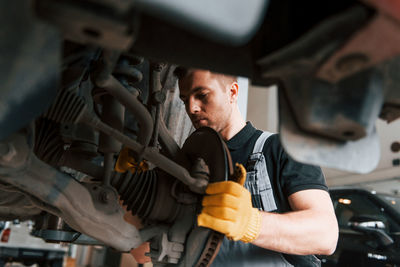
[197,164,261,243]
[115,147,148,173]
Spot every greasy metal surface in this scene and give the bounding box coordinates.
[317,13,400,83]
[0,132,142,251]
[0,0,60,140]
[279,88,381,174]
[42,86,207,193]
[96,74,154,148]
[99,95,125,154]
[36,0,135,50]
[258,6,371,80]
[149,62,165,147]
[0,184,42,220]
[194,232,224,267]
[255,7,383,143]
[112,126,232,265]
[281,67,384,142]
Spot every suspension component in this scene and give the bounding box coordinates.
[112,169,180,223]
[34,118,64,166]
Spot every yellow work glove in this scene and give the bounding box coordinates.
[197,164,262,243]
[115,147,148,173]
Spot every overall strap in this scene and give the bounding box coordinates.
[252,131,273,154]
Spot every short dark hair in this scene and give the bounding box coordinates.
[173,66,238,84]
[173,66,190,81]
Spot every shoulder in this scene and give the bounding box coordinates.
[261,133,328,194]
[259,132,283,158]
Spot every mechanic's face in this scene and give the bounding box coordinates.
[179,70,235,133]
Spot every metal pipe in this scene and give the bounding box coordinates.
[149,63,163,147]
[59,152,104,180]
[103,153,114,186]
[98,95,125,185]
[158,115,182,159]
[99,95,125,153]
[81,113,207,194]
[96,75,153,148]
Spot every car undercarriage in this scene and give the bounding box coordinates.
[1,0,400,266]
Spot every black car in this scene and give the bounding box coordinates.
[320,187,400,267]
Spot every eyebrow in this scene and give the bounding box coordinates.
[179,86,205,99]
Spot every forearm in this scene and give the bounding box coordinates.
[252,209,338,255]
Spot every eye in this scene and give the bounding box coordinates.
[197,93,208,100]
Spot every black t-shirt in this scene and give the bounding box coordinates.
[226,122,328,213]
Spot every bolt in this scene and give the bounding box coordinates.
[151,62,165,72]
[100,190,110,203]
[153,91,166,104]
[335,53,369,73]
[99,189,116,204]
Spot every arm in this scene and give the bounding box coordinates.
[252,189,338,255]
[197,164,338,256]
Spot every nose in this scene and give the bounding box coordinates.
[187,97,200,115]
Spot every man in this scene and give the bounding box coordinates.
[176,68,338,266]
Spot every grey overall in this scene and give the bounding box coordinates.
[211,132,321,267]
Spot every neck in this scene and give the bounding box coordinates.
[219,107,246,141]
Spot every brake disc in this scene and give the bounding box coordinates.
[175,127,234,267]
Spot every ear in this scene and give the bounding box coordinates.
[229,82,239,103]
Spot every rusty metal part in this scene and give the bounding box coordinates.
[111,126,232,265]
[61,123,98,157]
[87,114,208,193]
[0,131,142,251]
[113,54,144,85]
[94,51,153,148]
[194,232,224,267]
[99,95,125,153]
[258,5,371,80]
[317,13,400,83]
[149,62,165,147]
[98,94,125,185]
[0,183,42,220]
[58,151,104,180]
[98,75,153,147]
[154,64,184,159]
[36,0,136,51]
[278,87,381,174]
[174,127,233,266]
[158,115,182,159]
[32,212,103,245]
[43,88,207,193]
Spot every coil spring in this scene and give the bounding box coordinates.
[92,53,144,103]
[113,54,144,86]
[112,169,158,219]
